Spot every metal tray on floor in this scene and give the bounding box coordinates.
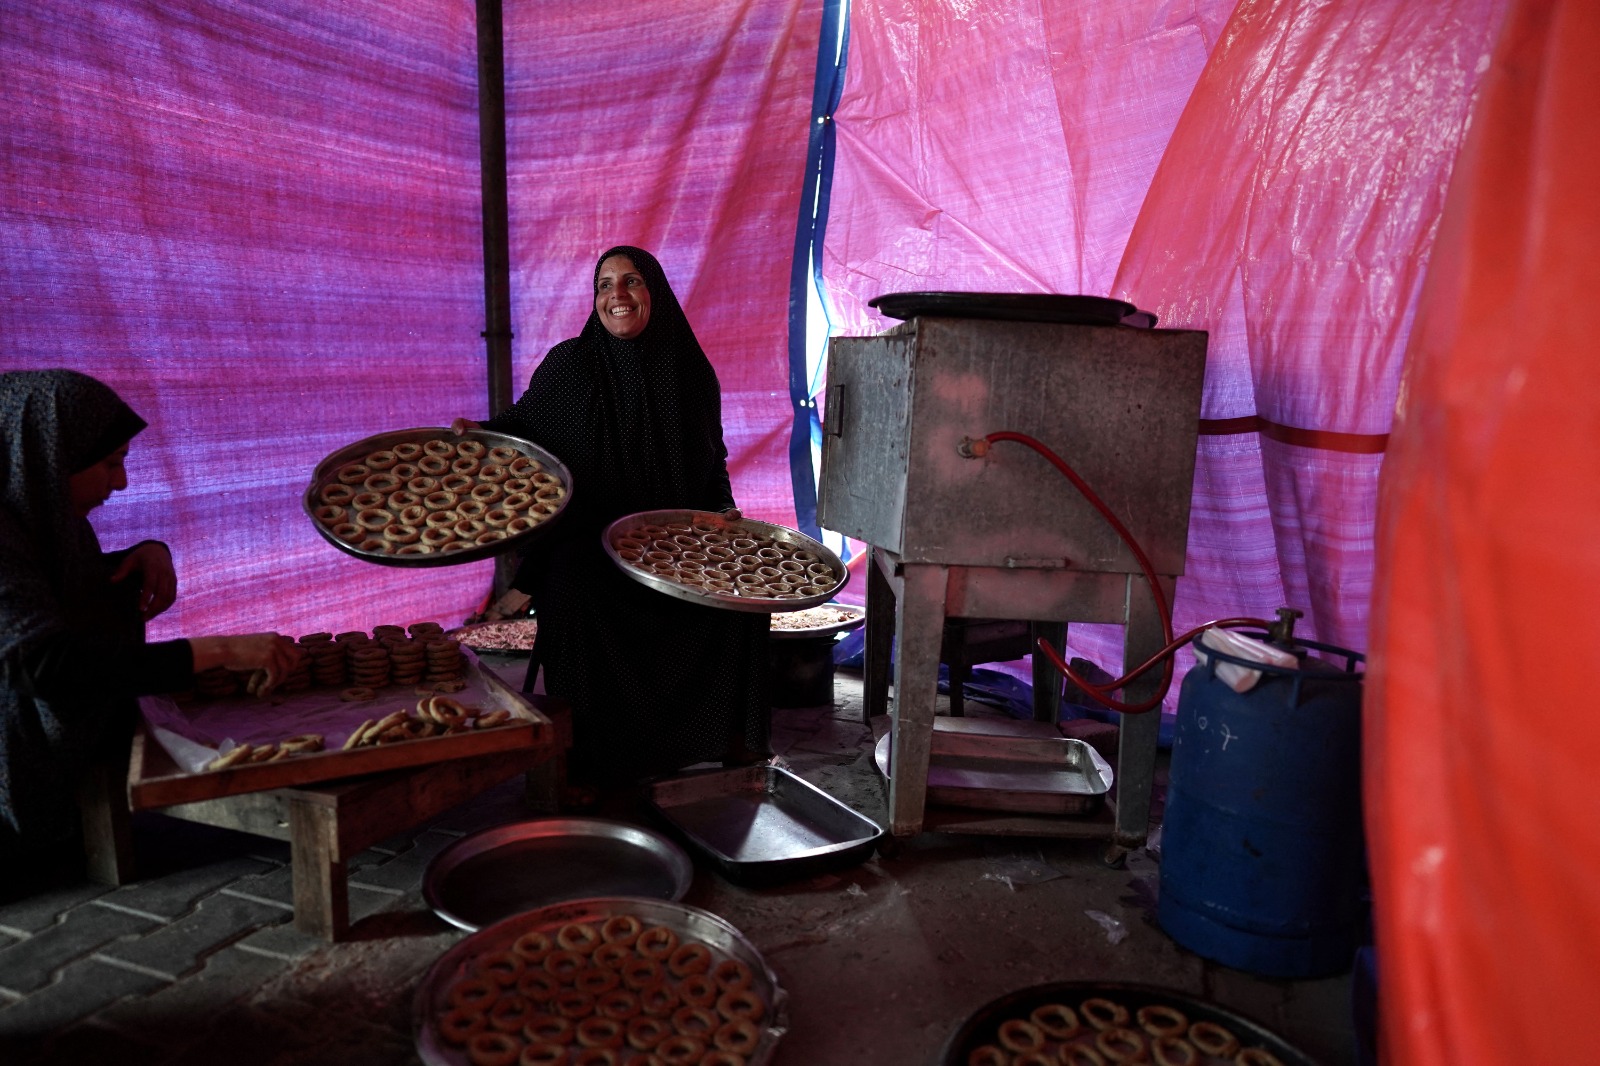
[422,817,693,932]
[874,719,1114,815]
[940,981,1316,1066]
[414,896,788,1066]
[645,764,884,885]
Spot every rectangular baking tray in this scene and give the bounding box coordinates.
[874,718,1113,815]
[129,654,556,809]
[644,764,884,886]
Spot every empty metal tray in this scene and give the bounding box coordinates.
[422,817,693,932]
[645,764,884,885]
[874,720,1114,815]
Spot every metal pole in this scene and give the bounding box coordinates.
[476,0,513,417]
[476,0,516,604]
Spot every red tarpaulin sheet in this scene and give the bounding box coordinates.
[1366,0,1600,1060]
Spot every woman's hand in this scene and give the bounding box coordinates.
[450,418,481,436]
[110,541,177,621]
[189,633,302,697]
[720,507,742,523]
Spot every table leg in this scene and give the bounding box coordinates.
[289,799,347,941]
[862,545,896,725]
[78,757,135,885]
[887,563,947,837]
[1111,574,1173,849]
[1031,621,1067,722]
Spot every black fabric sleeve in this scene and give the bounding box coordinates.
[25,633,194,703]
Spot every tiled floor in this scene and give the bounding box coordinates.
[0,665,1358,1065]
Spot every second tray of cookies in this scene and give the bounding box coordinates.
[603,510,849,614]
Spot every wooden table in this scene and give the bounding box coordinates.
[81,697,570,941]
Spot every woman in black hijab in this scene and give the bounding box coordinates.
[0,370,298,885]
[456,247,770,786]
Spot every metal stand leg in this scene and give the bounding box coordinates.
[1031,621,1067,722]
[946,626,967,717]
[863,546,895,726]
[1110,575,1173,850]
[887,563,947,837]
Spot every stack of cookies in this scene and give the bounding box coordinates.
[299,632,346,687]
[193,665,242,700]
[186,622,465,702]
[423,637,466,688]
[278,648,313,694]
[344,640,392,688]
[381,632,427,686]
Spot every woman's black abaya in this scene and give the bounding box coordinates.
[484,247,770,784]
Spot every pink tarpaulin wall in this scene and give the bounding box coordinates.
[498,2,821,529]
[3,1,493,639]
[823,0,1505,707]
[3,1,820,641]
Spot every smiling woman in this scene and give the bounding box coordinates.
[595,254,653,339]
[448,247,771,790]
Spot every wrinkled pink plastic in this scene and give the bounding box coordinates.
[1367,1,1600,1061]
[825,0,1503,707]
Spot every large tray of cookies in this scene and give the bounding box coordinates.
[603,509,850,614]
[413,896,788,1066]
[303,426,574,568]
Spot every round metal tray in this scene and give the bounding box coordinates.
[603,509,850,614]
[413,896,789,1066]
[445,618,539,656]
[422,817,693,933]
[940,981,1316,1066]
[302,426,574,568]
[768,601,866,641]
[868,291,1140,325]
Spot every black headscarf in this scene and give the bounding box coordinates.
[0,370,147,658]
[492,246,733,533]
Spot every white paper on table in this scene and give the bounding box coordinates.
[137,648,532,774]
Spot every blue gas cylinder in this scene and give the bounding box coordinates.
[1157,621,1366,978]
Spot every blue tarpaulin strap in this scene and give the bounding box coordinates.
[785,0,849,540]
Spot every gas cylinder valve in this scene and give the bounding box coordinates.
[957,436,990,459]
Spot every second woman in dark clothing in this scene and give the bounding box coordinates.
[1,370,298,889]
[455,246,770,786]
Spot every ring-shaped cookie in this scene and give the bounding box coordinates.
[1136,1004,1189,1039]
[335,462,370,485]
[465,1031,518,1066]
